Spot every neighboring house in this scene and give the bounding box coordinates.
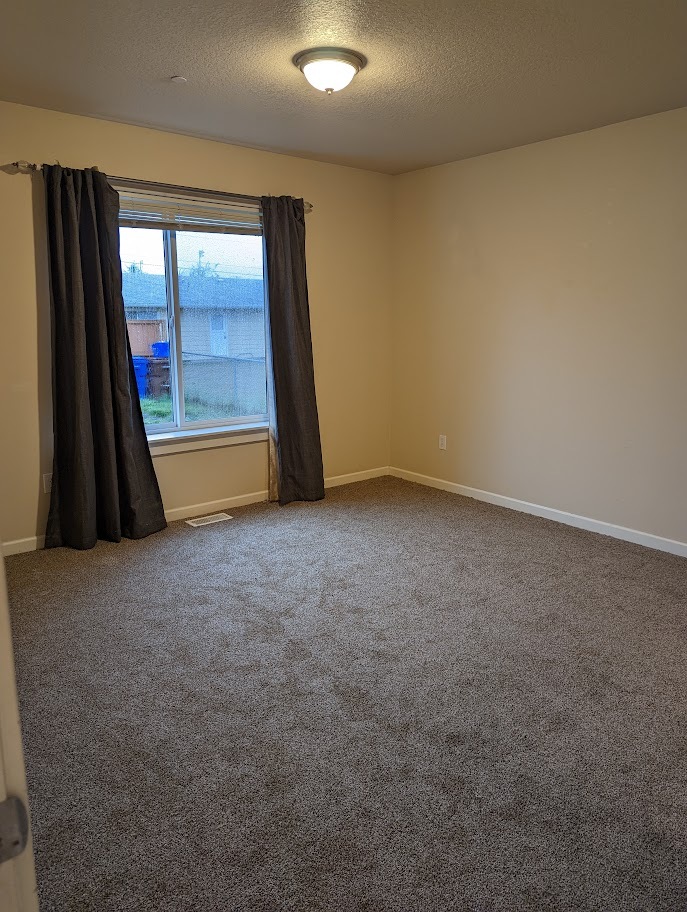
[122,268,266,415]
[122,268,265,359]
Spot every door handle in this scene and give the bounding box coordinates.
[0,796,28,864]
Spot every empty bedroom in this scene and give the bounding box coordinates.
[0,1,685,910]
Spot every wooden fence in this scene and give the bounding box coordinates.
[127,320,166,357]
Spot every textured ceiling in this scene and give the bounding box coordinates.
[1,0,686,174]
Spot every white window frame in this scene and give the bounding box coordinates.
[117,188,269,444]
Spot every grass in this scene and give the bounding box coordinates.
[139,396,257,425]
[140,397,174,424]
[140,396,222,424]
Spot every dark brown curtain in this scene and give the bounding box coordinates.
[261,196,324,506]
[43,165,167,549]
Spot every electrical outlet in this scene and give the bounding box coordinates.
[42,473,52,494]
[438,435,447,450]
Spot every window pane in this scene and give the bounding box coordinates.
[176,231,266,423]
[120,227,173,426]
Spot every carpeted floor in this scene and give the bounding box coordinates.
[7,477,687,911]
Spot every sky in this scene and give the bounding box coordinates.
[119,227,263,279]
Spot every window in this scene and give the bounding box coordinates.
[118,187,267,436]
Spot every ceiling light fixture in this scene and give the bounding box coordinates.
[293,47,367,95]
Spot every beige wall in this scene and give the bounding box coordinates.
[391,108,687,542]
[0,101,393,546]
[1,102,685,548]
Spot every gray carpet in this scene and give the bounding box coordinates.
[7,477,687,911]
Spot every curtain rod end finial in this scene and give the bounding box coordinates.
[2,160,38,175]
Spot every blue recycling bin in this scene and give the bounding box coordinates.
[151,341,170,359]
[132,356,149,399]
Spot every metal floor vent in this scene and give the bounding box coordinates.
[185,512,233,528]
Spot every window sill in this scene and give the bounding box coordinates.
[147,423,268,456]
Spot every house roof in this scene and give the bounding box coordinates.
[122,269,263,310]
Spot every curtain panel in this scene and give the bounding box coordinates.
[43,165,167,549]
[261,196,325,506]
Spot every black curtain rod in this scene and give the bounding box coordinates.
[10,161,314,212]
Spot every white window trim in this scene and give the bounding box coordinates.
[147,422,268,456]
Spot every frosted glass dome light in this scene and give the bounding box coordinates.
[303,59,357,93]
[294,48,367,95]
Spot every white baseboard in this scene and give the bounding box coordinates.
[168,466,391,522]
[164,490,268,522]
[324,466,390,488]
[14,465,680,558]
[1,467,393,555]
[389,467,687,558]
[2,535,46,557]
